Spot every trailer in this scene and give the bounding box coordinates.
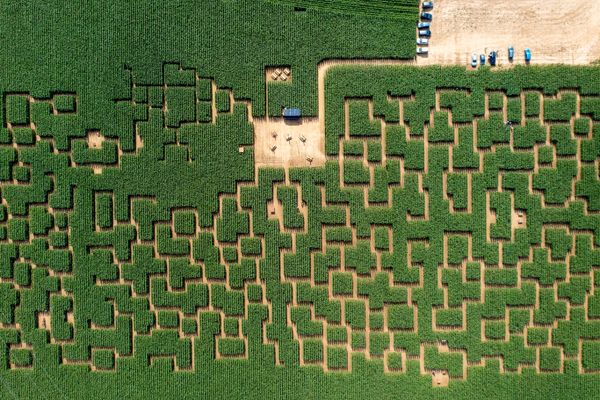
[283,107,301,120]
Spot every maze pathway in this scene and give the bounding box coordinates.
[1,63,600,383]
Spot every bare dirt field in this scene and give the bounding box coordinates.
[253,117,325,170]
[418,0,600,66]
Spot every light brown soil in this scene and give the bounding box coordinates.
[254,117,324,170]
[38,312,51,330]
[512,208,527,232]
[420,0,600,66]
[87,131,105,149]
[432,370,450,387]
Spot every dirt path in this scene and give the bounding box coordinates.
[317,59,416,136]
[420,0,600,66]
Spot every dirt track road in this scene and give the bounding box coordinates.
[418,0,600,66]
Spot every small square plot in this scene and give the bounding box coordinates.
[327,347,348,369]
[241,237,262,256]
[488,92,504,110]
[218,338,245,356]
[197,101,212,123]
[10,348,32,367]
[509,309,530,333]
[6,95,29,125]
[224,318,239,336]
[538,145,554,165]
[447,235,468,265]
[133,86,148,103]
[93,349,115,370]
[351,332,366,350]
[370,312,384,330]
[327,326,347,344]
[148,86,163,108]
[157,311,179,328]
[484,320,506,340]
[50,231,68,248]
[14,262,31,286]
[387,352,403,371]
[8,219,28,241]
[367,141,382,163]
[527,327,549,346]
[374,227,389,250]
[466,262,481,280]
[303,339,323,363]
[54,212,69,229]
[13,128,35,145]
[197,79,212,101]
[0,128,11,144]
[181,318,197,335]
[173,211,196,235]
[215,90,230,113]
[388,305,414,330]
[247,284,263,302]
[332,272,353,296]
[13,165,30,182]
[222,247,238,263]
[525,93,540,117]
[539,347,561,372]
[583,341,600,371]
[574,117,590,136]
[436,308,462,328]
[343,140,364,156]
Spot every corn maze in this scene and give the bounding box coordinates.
[1,60,600,398]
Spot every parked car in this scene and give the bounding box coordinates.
[508,46,514,61]
[417,38,429,45]
[416,47,428,55]
[417,22,430,29]
[418,29,431,37]
[422,1,434,10]
[421,12,433,21]
[480,54,486,65]
[488,51,497,66]
[471,53,478,68]
[524,48,532,63]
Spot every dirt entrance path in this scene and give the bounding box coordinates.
[419,0,600,66]
[317,59,416,135]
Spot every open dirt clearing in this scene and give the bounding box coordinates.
[254,117,324,170]
[419,0,600,66]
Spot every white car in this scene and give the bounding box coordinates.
[417,47,428,55]
[417,38,429,45]
[471,53,478,67]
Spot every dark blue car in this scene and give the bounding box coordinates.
[421,12,433,21]
[418,29,431,37]
[489,51,497,66]
[480,54,485,65]
[508,46,514,61]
